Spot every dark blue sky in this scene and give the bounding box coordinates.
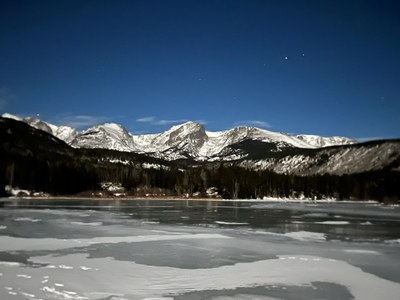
[1,0,399,139]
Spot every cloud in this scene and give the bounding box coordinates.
[234,120,271,128]
[137,116,156,123]
[154,119,188,125]
[53,115,107,129]
[136,116,188,126]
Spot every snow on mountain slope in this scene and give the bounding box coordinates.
[296,134,355,148]
[54,126,77,144]
[71,123,137,152]
[242,141,400,175]
[2,113,357,161]
[132,133,159,151]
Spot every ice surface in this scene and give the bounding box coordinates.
[2,252,399,300]
[0,201,399,300]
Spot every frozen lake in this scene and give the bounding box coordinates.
[0,199,400,300]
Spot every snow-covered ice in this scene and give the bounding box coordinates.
[0,199,399,299]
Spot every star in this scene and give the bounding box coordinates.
[284,56,288,60]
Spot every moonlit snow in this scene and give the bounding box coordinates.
[2,113,355,161]
[0,199,399,300]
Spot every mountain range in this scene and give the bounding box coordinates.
[1,113,399,200]
[1,113,355,162]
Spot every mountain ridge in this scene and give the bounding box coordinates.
[1,113,356,161]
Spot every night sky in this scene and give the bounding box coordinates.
[1,0,399,139]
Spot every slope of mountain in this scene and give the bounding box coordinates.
[239,140,400,175]
[1,113,78,144]
[0,115,71,154]
[198,126,314,159]
[1,113,356,161]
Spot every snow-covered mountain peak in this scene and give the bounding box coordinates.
[167,121,206,136]
[142,121,208,156]
[71,122,136,152]
[91,123,131,136]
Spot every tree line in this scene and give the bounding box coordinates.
[2,152,398,202]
